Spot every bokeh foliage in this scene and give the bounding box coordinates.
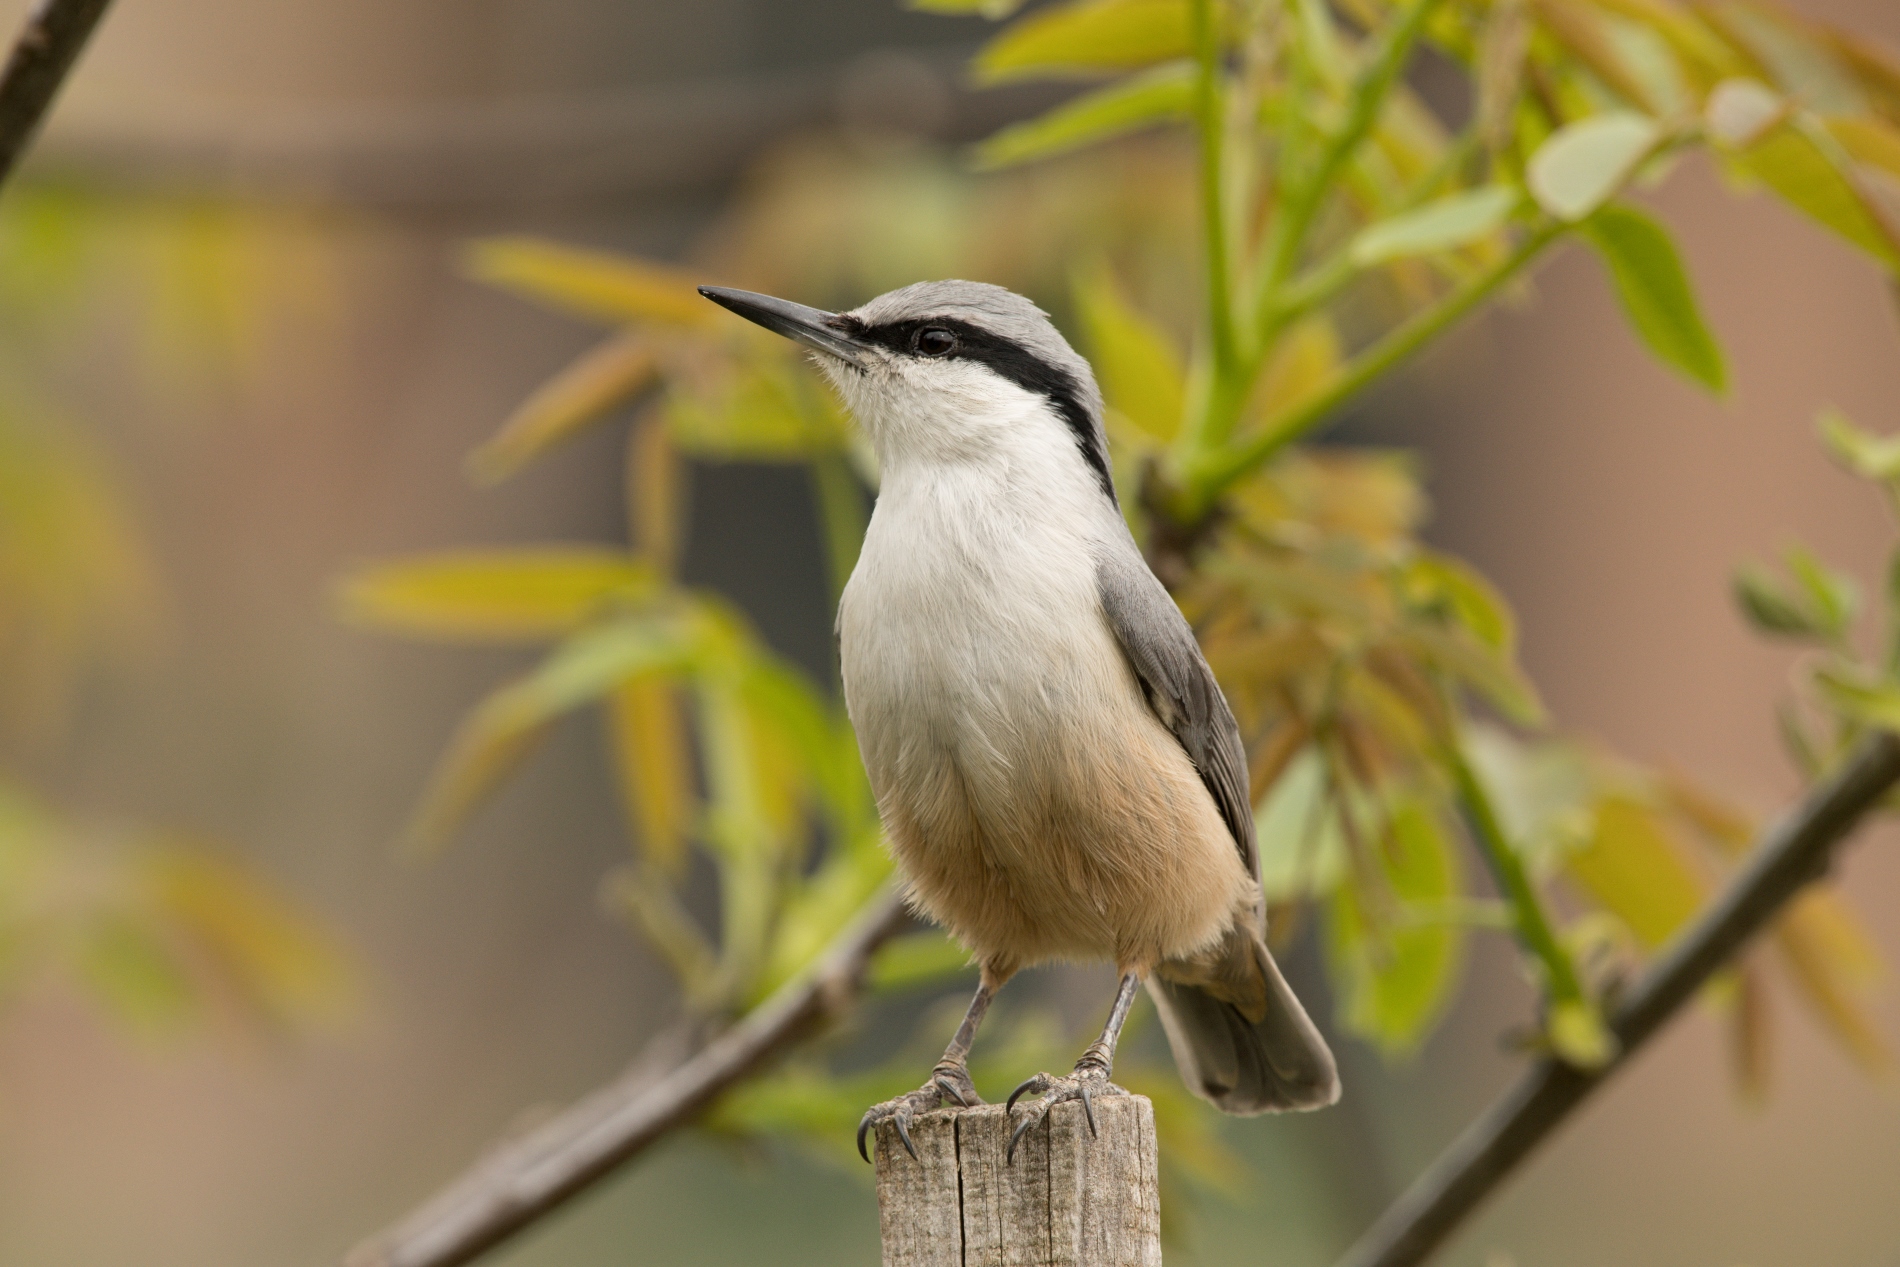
[346,0,1900,1215]
[0,186,352,1040]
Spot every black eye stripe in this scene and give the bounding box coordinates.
[840,315,1118,507]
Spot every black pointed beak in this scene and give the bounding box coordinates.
[698,286,871,369]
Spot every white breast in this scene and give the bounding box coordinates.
[836,394,1252,970]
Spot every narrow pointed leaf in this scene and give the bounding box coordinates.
[464,237,715,327]
[1349,185,1521,266]
[468,331,657,485]
[1582,203,1728,392]
[608,678,695,872]
[973,0,1192,84]
[908,0,1029,15]
[1818,406,1900,482]
[973,61,1195,169]
[338,549,654,643]
[1715,105,1900,269]
[1775,889,1894,1076]
[404,617,697,851]
[1826,115,1900,181]
[1812,664,1900,731]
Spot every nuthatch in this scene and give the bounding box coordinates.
[701,280,1339,1164]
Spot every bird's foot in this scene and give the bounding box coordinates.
[856,1063,983,1163]
[1004,1059,1127,1163]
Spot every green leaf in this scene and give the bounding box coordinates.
[1526,111,1664,221]
[1818,407,1900,482]
[1348,185,1521,267]
[972,61,1195,169]
[1733,547,1856,641]
[404,614,699,851]
[973,0,1192,84]
[1714,103,1900,269]
[1812,663,1900,731]
[1072,265,1187,443]
[1734,563,1827,638]
[464,237,715,327]
[338,548,655,643]
[75,914,197,1034]
[908,0,1028,15]
[1565,794,1706,949]
[1324,801,1467,1057]
[1255,749,1348,901]
[1582,204,1727,393]
[467,331,657,484]
[1784,545,1860,637]
[1406,551,1518,655]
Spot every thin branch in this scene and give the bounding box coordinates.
[0,0,115,189]
[345,888,910,1267]
[1334,731,1900,1267]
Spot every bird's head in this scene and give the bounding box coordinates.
[700,280,1115,504]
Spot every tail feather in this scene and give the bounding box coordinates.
[1149,928,1339,1114]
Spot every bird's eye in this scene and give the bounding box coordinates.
[914,327,957,356]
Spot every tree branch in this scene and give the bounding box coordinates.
[0,0,115,189]
[1335,731,1900,1267]
[345,888,910,1267]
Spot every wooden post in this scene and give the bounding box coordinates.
[872,1097,1162,1267]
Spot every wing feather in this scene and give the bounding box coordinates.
[1095,548,1257,879]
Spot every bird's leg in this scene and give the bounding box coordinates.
[857,968,1004,1163]
[1005,971,1140,1163]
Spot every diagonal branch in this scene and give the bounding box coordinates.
[0,0,115,189]
[1335,730,1900,1267]
[345,888,909,1267]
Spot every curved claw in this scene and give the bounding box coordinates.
[856,1114,875,1164]
[894,1112,918,1161]
[1005,1074,1043,1113]
[1007,1113,1037,1165]
[936,1074,973,1108]
[1079,1080,1097,1138]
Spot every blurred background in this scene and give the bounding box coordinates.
[0,1,1896,1265]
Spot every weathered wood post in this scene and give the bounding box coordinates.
[872,1097,1162,1267]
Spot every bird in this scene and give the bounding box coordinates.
[700,279,1340,1165]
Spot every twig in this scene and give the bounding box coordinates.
[0,0,115,189]
[345,888,910,1267]
[1334,731,1900,1267]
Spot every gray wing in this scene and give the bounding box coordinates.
[1096,547,1258,879]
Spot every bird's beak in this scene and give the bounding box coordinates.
[698,286,871,369]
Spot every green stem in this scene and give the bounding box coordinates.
[1182,222,1563,515]
[1254,0,1449,326]
[1190,0,1240,442]
[1445,739,1587,1007]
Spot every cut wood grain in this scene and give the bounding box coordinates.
[872,1098,1161,1267]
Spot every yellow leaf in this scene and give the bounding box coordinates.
[1719,106,1900,268]
[404,617,697,850]
[1775,888,1894,1076]
[974,0,1193,84]
[338,548,654,643]
[1565,795,1705,948]
[627,414,683,575]
[143,848,356,1028]
[1254,317,1342,421]
[1547,996,1618,1067]
[609,678,694,872]
[1073,265,1185,442]
[1826,113,1900,181]
[467,331,657,485]
[464,237,715,327]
